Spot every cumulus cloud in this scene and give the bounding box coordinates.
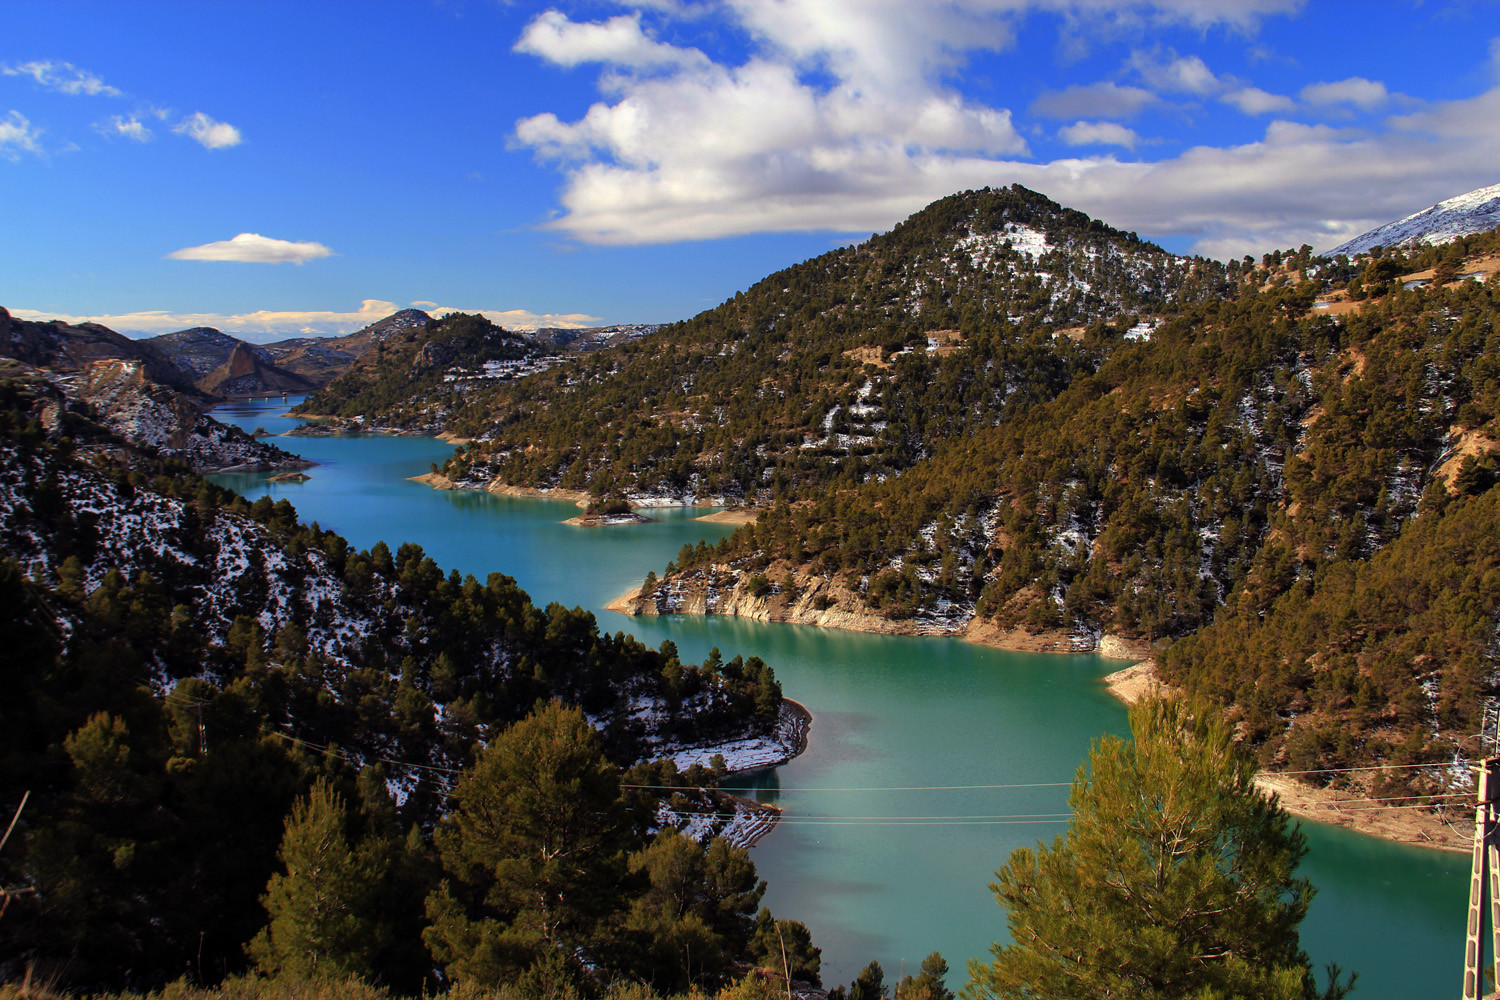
[1058,120,1140,148]
[509,0,1494,255]
[515,11,707,69]
[167,233,334,264]
[1128,50,1219,94]
[97,114,152,142]
[1221,86,1295,115]
[0,111,43,159]
[1299,76,1392,110]
[2,60,121,97]
[1030,81,1158,119]
[174,111,242,149]
[9,299,603,342]
[513,7,1028,244]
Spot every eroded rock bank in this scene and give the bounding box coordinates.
[609,559,1158,655]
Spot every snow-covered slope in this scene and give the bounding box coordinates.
[71,358,310,472]
[1329,182,1500,257]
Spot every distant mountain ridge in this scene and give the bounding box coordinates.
[1,305,204,396]
[0,307,308,472]
[1329,181,1500,257]
[143,308,434,397]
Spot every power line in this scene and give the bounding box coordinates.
[1261,761,1462,776]
[625,780,1074,793]
[666,812,1073,828]
[666,809,1073,822]
[270,731,461,775]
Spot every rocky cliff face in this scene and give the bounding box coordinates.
[196,341,317,397]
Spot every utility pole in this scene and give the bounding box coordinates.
[1464,757,1500,1000]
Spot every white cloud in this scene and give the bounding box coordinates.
[1030,81,1158,119]
[1221,86,1295,115]
[167,233,334,265]
[515,11,707,69]
[1128,50,1219,94]
[97,114,152,142]
[0,111,43,159]
[1299,76,1392,110]
[510,1,1491,255]
[1058,120,1140,149]
[9,299,603,342]
[174,111,242,149]
[2,60,122,97]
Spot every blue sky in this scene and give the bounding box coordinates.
[4,0,1499,341]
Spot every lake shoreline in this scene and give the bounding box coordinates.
[1103,661,1469,853]
[409,473,764,523]
[605,579,1155,659]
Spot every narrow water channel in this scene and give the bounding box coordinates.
[211,397,1468,1000]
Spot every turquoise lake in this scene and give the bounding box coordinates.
[211,397,1468,999]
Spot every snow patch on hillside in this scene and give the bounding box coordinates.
[1329,182,1500,257]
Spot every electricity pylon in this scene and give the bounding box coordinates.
[1464,757,1500,1000]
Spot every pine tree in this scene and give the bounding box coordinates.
[966,697,1355,1000]
[425,700,630,984]
[895,953,954,1000]
[623,828,766,990]
[248,778,386,979]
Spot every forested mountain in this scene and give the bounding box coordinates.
[0,372,804,991]
[264,185,1500,793]
[289,183,1500,801]
[291,311,563,433]
[409,186,1232,504]
[642,227,1500,790]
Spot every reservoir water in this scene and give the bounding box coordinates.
[212,398,1466,999]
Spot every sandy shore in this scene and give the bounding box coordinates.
[604,585,642,616]
[696,507,761,525]
[1254,773,1468,853]
[1103,661,1470,852]
[408,471,457,489]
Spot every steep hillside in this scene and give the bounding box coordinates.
[633,231,1500,791]
[141,326,245,376]
[0,356,305,475]
[425,186,1232,505]
[1330,181,1500,257]
[70,357,310,472]
[0,378,799,987]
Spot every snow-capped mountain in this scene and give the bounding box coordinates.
[1329,182,1500,257]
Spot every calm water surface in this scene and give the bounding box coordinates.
[211,398,1467,999]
